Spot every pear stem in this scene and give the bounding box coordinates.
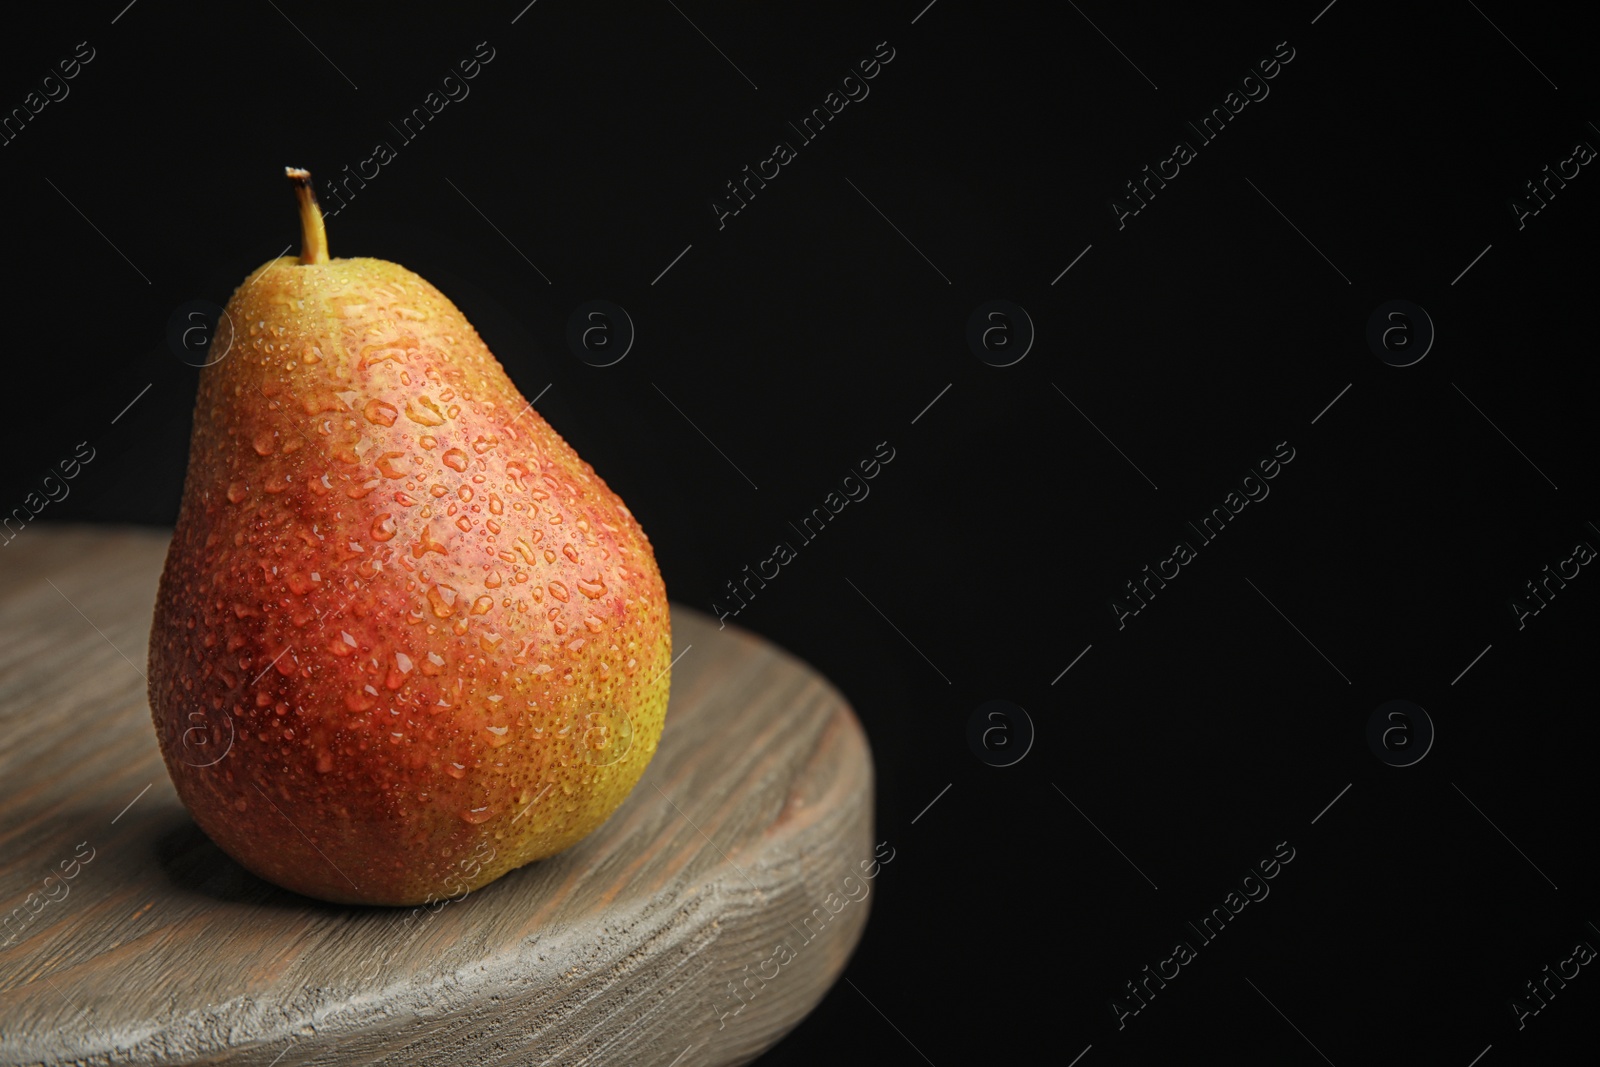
[285,167,329,264]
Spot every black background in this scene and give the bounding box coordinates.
[3,1,1598,1063]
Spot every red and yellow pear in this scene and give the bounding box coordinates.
[147,168,671,906]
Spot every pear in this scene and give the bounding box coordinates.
[148,168,671,906]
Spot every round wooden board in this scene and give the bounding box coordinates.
[0,527,876,1066]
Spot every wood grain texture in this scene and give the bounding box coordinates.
[0,527,876,1067]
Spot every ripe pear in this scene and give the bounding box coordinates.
[148,169,671,906]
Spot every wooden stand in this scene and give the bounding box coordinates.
[0,527,875,1066]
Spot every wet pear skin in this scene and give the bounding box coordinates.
[148,252,671,906]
